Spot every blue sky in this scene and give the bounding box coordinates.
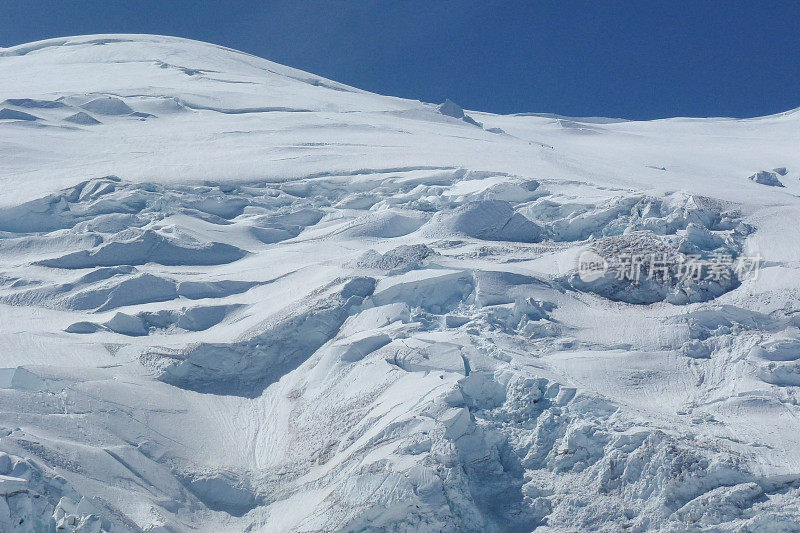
[3,1,798,119]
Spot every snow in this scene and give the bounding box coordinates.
[748,170,785,187]
[0,33,799,531]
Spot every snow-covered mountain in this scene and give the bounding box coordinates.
[0,34,799,532]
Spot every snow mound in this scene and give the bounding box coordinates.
[437,99,482,127]
[80,96,134,116]
[68,304,244,336]
[343,209,428,238]
[63,111,101,125]
[2,98,67,109]
[357,244,435,272]
[249,208,324,243]
[37,229,248,268]
[437,99,466,119]
[426,200,543,242]
[66,273,178,311]
[748,170,785,187]
[0,108,38,121]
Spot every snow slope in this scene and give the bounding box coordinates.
[0,34,799,532]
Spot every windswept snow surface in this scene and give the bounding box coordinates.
[1,34,800,532]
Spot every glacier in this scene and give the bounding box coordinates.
[0,34,799,532]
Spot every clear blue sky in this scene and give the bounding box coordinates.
[3,1,798,119]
